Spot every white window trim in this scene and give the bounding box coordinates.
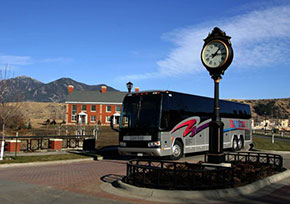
[91,116,96,122]
[106,105,111,112]
[91,105,96,112]
[71,115,77,122]
[105,116,111,123]
[81,105,87,112]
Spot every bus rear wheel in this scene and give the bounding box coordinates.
[170,140,183,160]
[232,137,239,151]
[238,136,244,150]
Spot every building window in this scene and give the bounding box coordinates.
[72,105,77,115]
[91,105,96,112]
[116,106,121,112]
[91,116,96,122]
[106,116,111,123]
[106,105,111,112]
[82,105,86,111]
[72,115,77,121]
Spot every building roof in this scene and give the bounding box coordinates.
[65,91,127,104]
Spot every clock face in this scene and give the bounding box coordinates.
[201,40,229,68]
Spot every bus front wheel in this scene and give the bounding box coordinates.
[170,140,183,160]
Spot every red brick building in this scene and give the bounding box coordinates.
[65,85,127,125]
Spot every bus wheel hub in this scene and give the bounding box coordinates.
[173,145,181,156]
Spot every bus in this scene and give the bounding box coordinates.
[114,90,252,160]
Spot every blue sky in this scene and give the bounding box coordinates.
[0,0,289,99]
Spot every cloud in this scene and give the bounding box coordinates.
[0,55,32,65]
[119,72,161,81]
[125,4,290,80]
[37,57,73,63]
[0,55,73,65]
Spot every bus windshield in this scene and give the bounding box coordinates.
[120,93,162,129]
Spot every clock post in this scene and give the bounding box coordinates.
[201,27,233,164]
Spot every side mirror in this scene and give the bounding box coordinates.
[110,116,120,132]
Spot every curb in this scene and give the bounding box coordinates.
[0,158,94,168]
[101,170,290,203]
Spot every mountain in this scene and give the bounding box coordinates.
[0,76,44,102]
[229,98,290,121]
[1,76,118,102]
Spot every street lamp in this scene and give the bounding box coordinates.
[201,27,234,164]
[264,112,267,135]
[126,81,133,93]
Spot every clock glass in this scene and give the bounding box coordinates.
[202,40,228,68]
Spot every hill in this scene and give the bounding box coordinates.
[0,76,118,102]
[229,98,290,121]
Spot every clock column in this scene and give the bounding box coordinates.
[200,27,234,164]
[207,74,225,163]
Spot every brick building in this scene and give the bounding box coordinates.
[65,85,127,125]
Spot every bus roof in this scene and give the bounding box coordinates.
[128,90,250,107]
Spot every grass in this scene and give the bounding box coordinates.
[0,153,91,164]
[253,136,290,151]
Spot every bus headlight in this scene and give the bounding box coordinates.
[148,141,161,147]
[120,142,126,147]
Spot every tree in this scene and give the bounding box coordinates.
[253,101,279,118]
[0,65,25,160]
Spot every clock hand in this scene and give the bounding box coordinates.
[211,48,220,58]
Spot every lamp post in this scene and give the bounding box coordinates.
[201,27,234,164]
[264,112,267,135]
[126,81,133,93]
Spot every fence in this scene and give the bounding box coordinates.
[17,125,99,137]
[125,152,284,190]
[4,135,95,152]
[124,159,234,190]
[223,151,283,171]
[253,129,290,137]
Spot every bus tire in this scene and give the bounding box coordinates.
[232,136,239,152]
[238,136,244,150]
[170,140,183,160]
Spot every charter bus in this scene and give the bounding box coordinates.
[115,90,252,160]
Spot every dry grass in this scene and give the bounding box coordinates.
[95,126,119,148]
[19,102,66,128]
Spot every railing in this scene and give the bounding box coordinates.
[4,135,94,152]
[224,151,283,171]
[124,159,234,190]
[253,129,290,137]
[125,152,284,190]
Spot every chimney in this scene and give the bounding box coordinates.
[68,85,74,94]
[135,87,140,92]
[101,85,107,93]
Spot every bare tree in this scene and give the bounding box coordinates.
[0,65,24,160]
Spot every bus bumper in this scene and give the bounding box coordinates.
[118,147,163,157]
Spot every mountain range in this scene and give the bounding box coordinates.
[1,76,289,120]
[1,76,118,102]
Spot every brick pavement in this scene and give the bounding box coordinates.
[0,159,166,204]
[1,153,290,203]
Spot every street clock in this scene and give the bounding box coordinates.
[201,27,233,78]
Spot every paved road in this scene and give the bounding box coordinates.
[0,151,290,204]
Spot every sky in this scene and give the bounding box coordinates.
[0,0,289,100]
